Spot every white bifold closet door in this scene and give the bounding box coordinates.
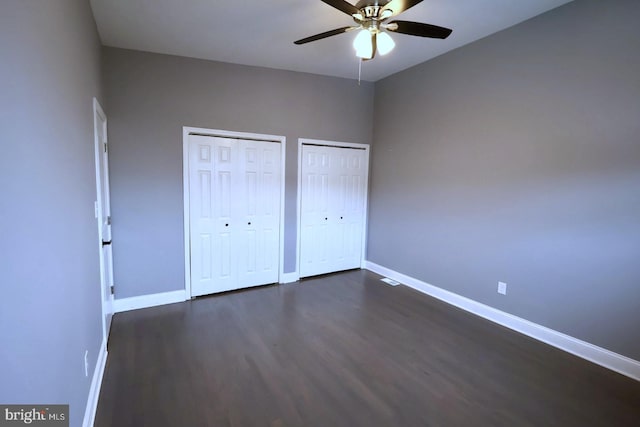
[300,144,367,278]
[189,134,281,296]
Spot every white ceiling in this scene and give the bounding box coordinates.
[90,0,573,82]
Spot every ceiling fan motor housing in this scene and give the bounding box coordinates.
[353,2,393,32]
[361,5,384,19]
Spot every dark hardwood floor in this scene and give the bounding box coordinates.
[95,270,640,426]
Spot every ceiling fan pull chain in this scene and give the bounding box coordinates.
[358,57,362,85]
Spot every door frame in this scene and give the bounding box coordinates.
[296,138,370,279]
[182,126,287,298]
[93,98,114,343]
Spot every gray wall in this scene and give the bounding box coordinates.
[103,47,374,298]
[369,0,640,360]
[0,0,104,425]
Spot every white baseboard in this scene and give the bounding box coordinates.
[82,338,107,427]
[364,261,640,382]
[113,290,187,313]
[280,272,299,284]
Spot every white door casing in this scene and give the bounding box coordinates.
[184,128,285,297]
[93,98,114,343]
[298,139,369,278]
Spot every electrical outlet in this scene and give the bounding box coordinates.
[498,281,507,295]
[84,350,89,377]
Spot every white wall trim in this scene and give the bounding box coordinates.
[364,261,640,382]
[296,138,370,278]
[82,338,107,427]
[113,290,187,313]
[279,272,300,284]
[182,126,287,297]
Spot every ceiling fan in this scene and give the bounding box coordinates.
[294,0,452,60]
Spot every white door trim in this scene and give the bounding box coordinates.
[296,138,370,279]
[182,126,286,298]
[93,98,113,343]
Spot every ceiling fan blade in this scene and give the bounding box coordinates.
[294,26,355,45]
[381,0,424,17]
[321,0,360,16]
[387,20,452,39]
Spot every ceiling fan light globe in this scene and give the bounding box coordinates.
[353,29,373,58]
[380,9,393,19]
[377,31,395,55]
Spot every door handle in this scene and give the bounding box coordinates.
[102,240,112,247]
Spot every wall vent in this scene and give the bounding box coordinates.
[380,277,400,286]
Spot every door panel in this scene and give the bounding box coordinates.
[300,145,332,277]
[335,148,366,271]
[189,135,220,296]
[218,231,232,278]
[199,234,212,280]
[100,243,113,332]
[262,228,277,271]
[214,144,235,290]
[238,140,281,288]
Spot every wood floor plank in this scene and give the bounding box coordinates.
[95,270,640,426]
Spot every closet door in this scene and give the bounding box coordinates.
[299,144,367,278]
[189,135,237,296]
[189,135,281,296]
[237,140,281,288]
[299,145,332,277]
[331,147,367,272]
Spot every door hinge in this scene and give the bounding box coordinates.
[104,142,108,153]
[110,285,115,295]
[106,215,111,225]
